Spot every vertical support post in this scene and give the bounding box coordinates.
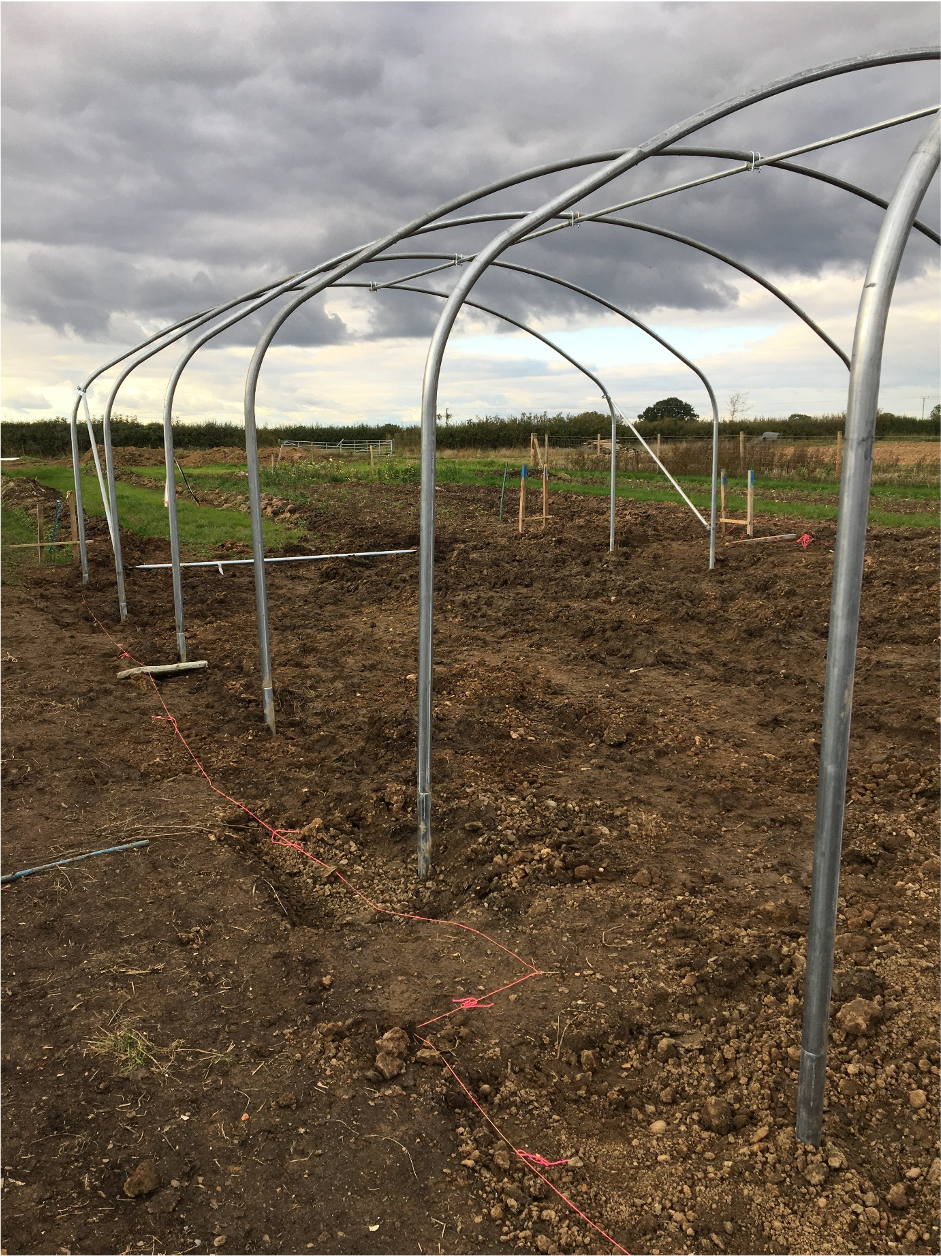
[542,466,548,530]
[796,114,939,1150]
[518,464,527,533]
[708,387,720,571]
[656,433,661,462]
[36,505,44,564]
[161,407,187,662]
[544,433,549,468]
[369,444,375,473]
[746,469,755,537]
[596,433,601,456]
[608,399,617,552]
[79,393,115,546]
[244,397,277,735]
[835,429,843,479]
[69,401,89,583]
[739,431,745,471]
[67,491,79,565]
[720,471,727,537]
[101,400,128,621]
[499,462,508,522]
[416,353,437,880]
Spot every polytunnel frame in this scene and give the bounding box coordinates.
[65,47,938,1153]
[401,58,937,1151]
[75,104,935,625]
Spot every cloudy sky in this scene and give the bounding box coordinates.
[2,1,938,430]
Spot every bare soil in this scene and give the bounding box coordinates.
[2,479,938,1256]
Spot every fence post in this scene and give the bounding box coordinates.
[656,433,661,461]
[596,433,601,456]
[746,469,755,537]
[518,464,527,533]
[720,470,727,537]
[544,433,549,468]
[542,466,548,529]
[739,431,745,471]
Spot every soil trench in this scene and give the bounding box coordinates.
[2,482,938,1256]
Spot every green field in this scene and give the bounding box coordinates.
[3,455,937,552]
[1,465,300,553]
[170,454,938,530]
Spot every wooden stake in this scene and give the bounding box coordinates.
[720,470,727,537]
[369,444,375,472]
[542,466,548,529]
[518,465,527,533]
[596,433,601,456]
[739,431,745,471]
[544,433,549,468]
[67,490,79,564]
[36,505,44,564]
[656,433,661,461]
[835,430,843,480]
[746,469,755,538]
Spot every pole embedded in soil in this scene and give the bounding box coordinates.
[543,466,549,529]
[608,399,617,551]
[746,469,755,537]
[519,464,527,533]
[243,392,277,735]
[499,463,509,522]
[36,505,44,564]
[720,471,727,537]
[796,113,940,1149]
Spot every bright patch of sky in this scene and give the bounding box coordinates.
[451,322,780,370]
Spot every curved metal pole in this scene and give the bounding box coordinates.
[413,48,937,875]
[796,114,940,1148]
[358,251,720,524]
[98,275,317,622]
[68,307,212,586]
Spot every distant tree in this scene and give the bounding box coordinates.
[726,391,750,423]
[637,397,698,422]
[931,403,940,424]
[787,413,813,422]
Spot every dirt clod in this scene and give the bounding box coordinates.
[123,1160,161,1198]
[835,997,883,1035]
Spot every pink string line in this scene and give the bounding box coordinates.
[84,598,630,1255]
[415,1035,630,1255]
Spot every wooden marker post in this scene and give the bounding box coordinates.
[720,470,727,537]
[544,433,549,468]
[369,444,375,473]
[518,465,527,533]
[67,491,79,564]
[739,431,745,471]
[542,466,548,529]
[656,433,662,462]
[746,469,755,537]
[835,430,843,480]
[596,433,601,456]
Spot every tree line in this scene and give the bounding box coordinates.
[1,405,937,458]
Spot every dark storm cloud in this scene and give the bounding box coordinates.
[2,1,937,346]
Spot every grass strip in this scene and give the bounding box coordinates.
[2,467,300,553]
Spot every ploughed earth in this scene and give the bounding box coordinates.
[1,477,938,1256]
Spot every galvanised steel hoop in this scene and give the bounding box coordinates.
[66,48,938,1155]
[77,107,936,623]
